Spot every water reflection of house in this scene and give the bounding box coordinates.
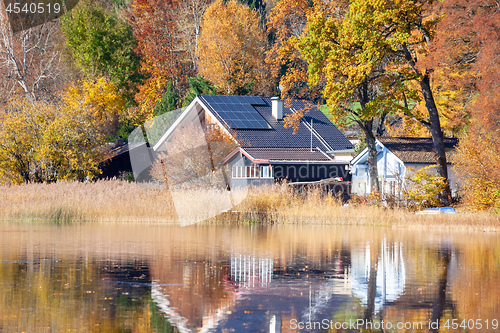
[150,258,236,333]
[230,253,273,288]
[151,251,355,332]
[349,240,406,314]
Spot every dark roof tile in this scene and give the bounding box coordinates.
[379,137,458,164]
[198,95,353,152]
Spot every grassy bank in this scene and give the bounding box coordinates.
[0,180,498,230]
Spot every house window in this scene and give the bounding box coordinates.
[232,165,273,178]
[232,166,243,178]
[260,166,273,178]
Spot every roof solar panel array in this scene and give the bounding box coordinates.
[197,95,354,151]
[200,95,270,129]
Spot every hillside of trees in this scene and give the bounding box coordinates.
[0,0,498,212]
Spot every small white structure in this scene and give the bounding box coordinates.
[350,137,459,197]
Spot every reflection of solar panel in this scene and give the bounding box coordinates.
[201,95,271,129]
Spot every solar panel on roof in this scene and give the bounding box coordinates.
[200,95,271,129]
[203,95,215,103]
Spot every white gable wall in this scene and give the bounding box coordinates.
[351,142,459,198]
[351,143,405,196]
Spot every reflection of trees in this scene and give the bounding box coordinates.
[364,253,378,322]
[330,239,407,332]
[449,240,500,331]
[430,247,452,333]
[0,257,155,332]
[340,243,351,273]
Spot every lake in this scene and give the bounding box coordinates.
[0,222,499,332]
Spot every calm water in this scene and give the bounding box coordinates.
[0,222,499,333]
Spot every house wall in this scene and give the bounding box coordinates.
[225,154,351,188]
[99,151,133,179]
[273,163,351,183]
[352,165,369,195]
[351,148,403,196]
[352,148,460,198]
[226,154,274,189]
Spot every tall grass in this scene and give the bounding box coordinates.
[0,180,498,229]
[233,183,499,230]
[0,180,176,222]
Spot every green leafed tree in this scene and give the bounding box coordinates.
[60,0,142,102]
[153,81,179,117]
[182,76,219,107]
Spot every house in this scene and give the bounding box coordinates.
[350,137,459,197]
[152,95,355,189]
[99,141,147,179]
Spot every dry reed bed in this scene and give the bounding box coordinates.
[0,180,498,230]
[0,180,176,222]
[233,184,500,231]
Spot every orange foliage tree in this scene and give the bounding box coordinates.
[443,0,500,211]
[196,0,272,95]
[128,0,208,115]
[265,0,319,100]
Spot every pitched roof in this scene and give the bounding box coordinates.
[243,147,334,162]
[197,95,353,152]
[378,137,458,164]
[101,142,144,161]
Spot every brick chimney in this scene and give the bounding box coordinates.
[271,97,283,120]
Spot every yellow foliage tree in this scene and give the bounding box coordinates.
[387,67,473,138]
[404,165,448,210]
[0,78,125,184]
[0,98,50,183]
[197,0,271,95]
[63,78,125,134]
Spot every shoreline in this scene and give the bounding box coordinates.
[1,180,498,231]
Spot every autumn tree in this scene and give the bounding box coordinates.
[404,166,448,210]
[0,78,125,184]
[128,0,211,115]
[277,0,456,203]
[278,0,407,192]
[63,77,126,137]
[197,0,272,95]
[265,0,318,100]
[365,0,453,205]
[60,0,142,102]
[0,13,60,101]
[441,0,500,211]
[176,0,214,69]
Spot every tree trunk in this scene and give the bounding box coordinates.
[419,73,452,206]
[361,121,380,193]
